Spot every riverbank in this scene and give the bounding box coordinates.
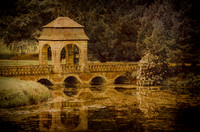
[0,77,52,108]
[0,52,39,60]
[0,60,39,66]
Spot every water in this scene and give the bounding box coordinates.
[0,85,200,131]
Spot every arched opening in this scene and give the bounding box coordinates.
[41,44,52,65]
[37,79,53,88]
[61,44,80,65]
[63,76,80,88]
[61,48,66,64]
[90,76,106,85]
[63,76,80,96]
[114,76,130,84]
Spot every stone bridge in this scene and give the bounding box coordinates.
[0,62,138,86]
[0,17,139,86]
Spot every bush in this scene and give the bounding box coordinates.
[166,73,200,96]
[137,53,168,86]
[0,77,52,108]
[183,74,200,88]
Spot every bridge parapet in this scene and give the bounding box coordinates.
[88,62,138,72]
[61,65,81,73]
[0,62,139,77]
[0,65,53,76]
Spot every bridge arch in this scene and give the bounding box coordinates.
[37,78,53,87]
[63,75,81,88]
[60,43,81,65]
[90,76,107,85]
[114,76,130,84]
[62,74,82,83]
[40,44,52,66]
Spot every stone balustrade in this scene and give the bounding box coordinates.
[0,62,139,76]
[88,62,138,72]
[0,65,53,76]
[61,64,81,73]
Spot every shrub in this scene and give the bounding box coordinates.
[0,77,52,108]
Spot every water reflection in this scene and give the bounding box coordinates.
[90,85,105,92]
[39,108,87,131]
[1,85,200,131]
[63,82,80,96]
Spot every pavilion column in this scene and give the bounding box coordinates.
[39,49,43,66]
[39,45,48,66]
[52,48,62,73]
[79,43,88,72]
[65,46,68,65]
[66,44,74,65]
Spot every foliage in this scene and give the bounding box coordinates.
[171,73,200,88]
[137,53,168,86]
[166,73,200,96]
[136,1,190,63]
[0,77,52,108]
[184,74,200,88]
[0,0,149,61]
[0,0,199,63]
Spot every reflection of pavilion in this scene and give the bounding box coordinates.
[38,87,136,132]
[39,108,88,131]
[38,87,180,131]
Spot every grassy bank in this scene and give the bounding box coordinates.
[0,60,39,66]
[0,77,52,108]
[10,53,39,60]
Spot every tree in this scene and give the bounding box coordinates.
[136,1,192,85]
[136,1,190,63]
[0,0,199,64]
[0,0,68,54]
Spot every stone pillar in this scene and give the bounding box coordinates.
[79,42,88,72]
[39,44,48,66]
[39,49,43,66]
[52,48,62,73]
[66,44,74,65]
[65,46,68,64]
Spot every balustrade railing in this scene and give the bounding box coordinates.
[0,62,139,76]
[61,64,81,73]
[88,62,138,72]
[0,65,53,76]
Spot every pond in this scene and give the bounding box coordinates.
[0,84,200,131]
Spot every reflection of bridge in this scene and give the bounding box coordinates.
[0,17,138,85]
[38,86,178,131]
[38,86,135,132]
